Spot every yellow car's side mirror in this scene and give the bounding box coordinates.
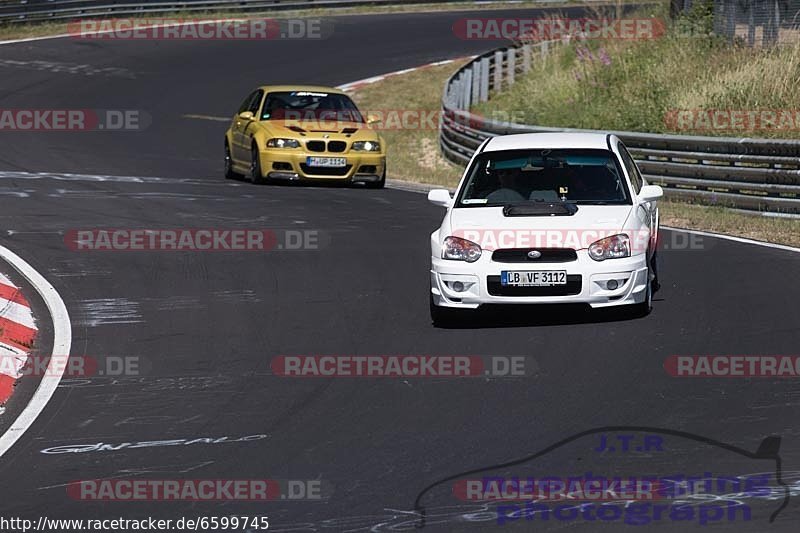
[238,111,255,121]
[366,113,381,125]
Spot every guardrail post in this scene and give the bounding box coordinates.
[764,0,780,45]
[493,50,503,92]
[523,44,532,72]
[507,48,516,85]
[463,69,473,110]
[723,0,736,42]
[471,63,481,106]
[446,80,456,109]
[479,57,490,102]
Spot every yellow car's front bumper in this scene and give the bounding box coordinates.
[258,149,385,182]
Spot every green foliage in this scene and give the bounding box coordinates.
[475,15,800,138]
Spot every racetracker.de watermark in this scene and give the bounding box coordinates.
[664,109,800,133]
[454,477,664,501]
[67,18,332,40]
[452,229,706,254]
[279,109,526,131]
[270,355,530,377]
[67,479,329,500]
[1,355,143,378]
[665,355,800,377]
[452,18,666,41]
[64,229,325,251]
[0,109,148,131]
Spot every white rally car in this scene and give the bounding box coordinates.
[428,133,662,325]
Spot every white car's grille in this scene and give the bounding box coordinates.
[491,248,578,263]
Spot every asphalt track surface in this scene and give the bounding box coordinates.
[0,6,799,532]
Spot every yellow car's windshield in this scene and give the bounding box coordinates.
[261,91,364,123]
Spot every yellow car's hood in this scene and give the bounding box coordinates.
[264,119,377,140]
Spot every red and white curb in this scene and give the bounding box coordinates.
[0,245,71,458]
[0,272,37,409]
[337,57,473,93]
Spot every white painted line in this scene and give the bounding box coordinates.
[661,226,800,254]
[0,16,253,46]
[183,114,229,122]
[385,182,800,255]
[337,57,472,92]
[0,245,71,458]
[0,32,74,46]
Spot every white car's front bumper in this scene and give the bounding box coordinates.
[430,251,648,309]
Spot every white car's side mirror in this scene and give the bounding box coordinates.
[639,185,663,203]
[428,189,453,208]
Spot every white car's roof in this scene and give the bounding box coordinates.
[482,132,613,152]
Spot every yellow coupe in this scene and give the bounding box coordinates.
[224,85,386,188]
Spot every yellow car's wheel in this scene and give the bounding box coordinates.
[250,144,267,185]
[224,140,241,180]
[365,168,386,189]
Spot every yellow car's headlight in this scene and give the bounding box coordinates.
[352,140,381,152]
[266,138,300,149]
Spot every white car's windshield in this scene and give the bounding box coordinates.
[456,148,630,207]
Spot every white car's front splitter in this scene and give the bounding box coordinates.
[430,253,649,309]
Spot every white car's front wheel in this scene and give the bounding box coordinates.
[430,294,472,327]
[630,251,656,317]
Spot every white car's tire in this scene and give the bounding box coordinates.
[430,294,471,327]
[633,272,653,317]
[631,252,655,317]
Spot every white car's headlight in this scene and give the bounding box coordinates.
[266,138,300,148]
[588,234,630,261]
[352,140,381,152]
[443,236,482,262]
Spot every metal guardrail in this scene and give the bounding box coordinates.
[0,0,491,23]
[440,41,800,214]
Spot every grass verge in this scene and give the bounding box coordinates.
[473,2,800,138]
[348,61,467,187]
[348,58,800,247]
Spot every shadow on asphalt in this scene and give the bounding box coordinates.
[433,298,665,329]
[234,177,376,189]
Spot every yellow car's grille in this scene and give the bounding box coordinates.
[307,140,325,152]
[305,140,347,153]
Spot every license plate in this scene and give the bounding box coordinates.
[501,270,567,287]
[306,156,346,168]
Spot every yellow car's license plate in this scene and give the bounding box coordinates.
[307,157,346,168]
